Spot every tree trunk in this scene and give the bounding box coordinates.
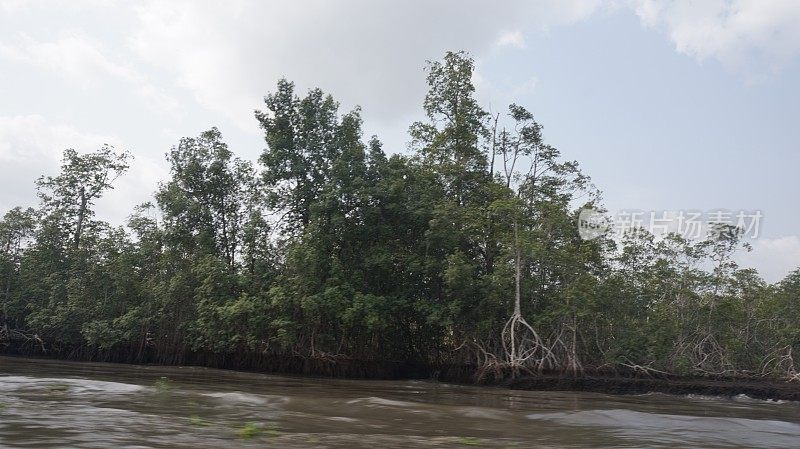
[74,187,88,251]
[514,220,521,316]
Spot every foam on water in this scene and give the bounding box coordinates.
[0,375,144,394]
[526,408,800,448]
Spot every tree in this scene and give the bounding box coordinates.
[36,146,131,251]
[158,127,258,267]
[0,207,37,326]
[148,128,265,359]
[410,51,489,204]
[256,80,342,234]
[490,103,594,376]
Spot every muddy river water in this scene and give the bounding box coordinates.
[0,357,798,448]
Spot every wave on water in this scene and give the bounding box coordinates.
[525,408,800,448]
[202,391,289,406]
[731,393,789,404]
[345,396,418,408]
[0,375,144,395]
[634,390,793,404]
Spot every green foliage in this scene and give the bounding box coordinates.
[0,51,796,380]
[36,145,130,251]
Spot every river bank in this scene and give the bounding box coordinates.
[505,375,800,402]
[2,348,798,402]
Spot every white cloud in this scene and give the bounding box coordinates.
[127,0,604,131]
[0,115,165,225]
[95,151,168,225]
[630,0,663,27]
[129,1,253,127]
[497,30,526,49]
[0,115,121,209]
[0,33,128,83]
[738,235,800,283]
[3,1,798,131]
[0,0,112,12]
[514,76,539,96]
[0,32,180,117]
[630,0,800,71]
[0,114,119,163]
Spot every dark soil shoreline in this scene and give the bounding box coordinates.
[2,349,798,402]
[504,375,800,402]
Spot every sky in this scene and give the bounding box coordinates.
[0,0,798,282]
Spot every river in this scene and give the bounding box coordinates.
[0,357,798,448]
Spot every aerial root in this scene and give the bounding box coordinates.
[0,324,46,352]
[498,312,558,378]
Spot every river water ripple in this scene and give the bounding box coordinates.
[0,357,798,448]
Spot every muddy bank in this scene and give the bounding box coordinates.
[3,342,798,401]
[0,342,476,382]
[506,375,800,401]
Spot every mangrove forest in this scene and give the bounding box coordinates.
[1,52,799,382]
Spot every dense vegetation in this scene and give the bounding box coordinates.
[1,52,798,381]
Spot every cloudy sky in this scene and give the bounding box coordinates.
[1,0,799,281]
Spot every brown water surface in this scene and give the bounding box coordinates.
[0,357,798,448]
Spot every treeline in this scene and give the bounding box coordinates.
[1,52,798,381]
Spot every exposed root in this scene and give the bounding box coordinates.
[621,360,671,378]
[472,340,504,382]
[549,323,583,377]
[310,349,346,363]
[761,345,800,382]
[672,331,732,376]
[0,324,46,352]
[499,312,558,378]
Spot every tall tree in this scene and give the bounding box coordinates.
[158,128,258,267]
[36,146,131,251]
[410,51,489,204]
[256,80,342,234]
